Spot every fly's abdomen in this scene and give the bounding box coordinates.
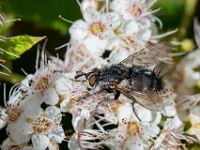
[129,67,164,93]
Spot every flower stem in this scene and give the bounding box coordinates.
[177,0,198,40]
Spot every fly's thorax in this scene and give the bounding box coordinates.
[99,65,129,82]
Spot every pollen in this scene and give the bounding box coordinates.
[129,4,141,17]
[127,121,140,136]
[89,21,106,36]
[114,24,122,35]
[122,119,141,138]
[122,36,137,49]
[32,115,52,134]
[194,123,200,129]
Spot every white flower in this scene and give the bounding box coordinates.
[162,93,177,117]
[69,129,110,149]
[55,75,74,95]
[59,79,88,113]
[106,19,152,63]
[0,84,41,130]
[69,8,120,57]
[1,138,33,150]
[32,134,50,150]
[81,0,108,11]
[68,134,83,150]
[19,50,69,106]
[116,100,133,122]
[5,92,42,144]
[164,115,183,131]
[174,50,200,94]
[23,61,65,105]
[0,108,8,129]
[107,117,159,150]
[152,116,194,150]
[64,43,107,72]
[113,99,160,123]
[1,137,59,150]
[7,106,65,150]
[5,92,43,144]
[174,93,200,122]
[172,19,200,95]
[110,0,157,21]
[186,106,200,141]
[134,103,161,123]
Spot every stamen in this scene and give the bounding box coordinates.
[89,21,106,36]
[32,115,54,134]
[59,15,74,24]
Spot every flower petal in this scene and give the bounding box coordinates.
[69,20,88,40]
[45,106,62,124]
[32,134,49,150]
[48,126,65,143]
[43,88,59,105]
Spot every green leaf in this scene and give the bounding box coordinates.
[0,35,46,60]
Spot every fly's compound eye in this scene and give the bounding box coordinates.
[87,74,97,88]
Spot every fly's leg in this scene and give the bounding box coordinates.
[131,101,141,122]
[95,94,113,110]
[95,89,119,110]
[107,83,120,100]
[95,100,107,110]
[95,89,111,110]
[114,90,120,100]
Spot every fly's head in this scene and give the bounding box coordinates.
[75,68,99,89]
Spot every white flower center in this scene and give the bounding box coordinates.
[129,4,141,17]
[89,21,106,36]
[122,36,137,49]
[195,122,200,130]
[122,118,141,138]
[34,76,50,91]
[32,115,52,134]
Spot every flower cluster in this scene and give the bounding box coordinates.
[1,0,200,150]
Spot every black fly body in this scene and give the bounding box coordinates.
[75,42,173,111]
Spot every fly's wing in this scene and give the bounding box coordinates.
[131,90,172,111]
[119,42,173,68]
[152,62,172,79]
[114,81,173,111]
[175,93,200,110]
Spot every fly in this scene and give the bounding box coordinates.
[75,42,173,111]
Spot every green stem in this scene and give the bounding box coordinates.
[177,0,198,39]
[0,72,25,84]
